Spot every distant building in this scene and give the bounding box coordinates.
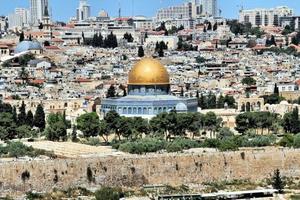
[132,16,154,31]
[239,6,293,27]
[76,0,91,21]
[202,0,218,17]
[8,8,30,29]
[280,16,300,31]
[29,0,49,25]
[156,0,201,22]
[0,16,7,32]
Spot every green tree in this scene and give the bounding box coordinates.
[99,120,110,143]
[107,85,116,98]
[19,31,25,42]
[71,125,77,142]
[271,169,284,193]
[26,110,34,127]
[15,125,32,139]
[274,83,279,95]
[104,111,121,139]
[282,25,294,35]
[76,112,100,138]
[242,77,256,86]
[0,126,9,141]
[207,92,216,109]
[217,95,225,108]
[138,46,145,57]
[18,101,27,125]
[207,22,212,31]
[213,23,218,31]
[33,104,45,131]
[158,46,164,57]
[45,113,67,141]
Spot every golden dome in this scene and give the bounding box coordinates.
[128,58,170,85]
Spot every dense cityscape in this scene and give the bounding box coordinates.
[1,0,300,199]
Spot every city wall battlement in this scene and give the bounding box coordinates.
[1,148,300,196]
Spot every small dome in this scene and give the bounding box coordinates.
[176,102,188,112]
[128,58,170,86]
[99,10,109,18]
[15,40,42,54]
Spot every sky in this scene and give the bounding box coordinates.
[0,0,299,21]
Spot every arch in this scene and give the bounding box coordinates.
[143,107,148,115]
[257,101,261,111]
[246,102,251,112]
[133,107,137,114]
[138,107,142,114]
[241,103,246,112]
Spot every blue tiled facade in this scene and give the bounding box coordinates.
[101,84,198,118]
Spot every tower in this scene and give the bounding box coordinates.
[29,0,49,25]
[76,0,91,21]
[42,6,51,31]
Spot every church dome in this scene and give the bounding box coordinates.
[128,58,170,85]
[15,40,42,54]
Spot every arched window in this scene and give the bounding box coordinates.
[138,107,142,114]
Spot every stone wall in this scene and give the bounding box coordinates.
[1,148,300,196]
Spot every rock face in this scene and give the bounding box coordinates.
[0,148,300,196]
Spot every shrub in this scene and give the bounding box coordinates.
[218,127,234,139]
[118,138,166,154]
[166,142,182,152]
[293,133,300,148]
[201,139,220,148]
[95,187,123,200]
[83,137,102,146]
[279,134,294,147]
[218,138,239,151]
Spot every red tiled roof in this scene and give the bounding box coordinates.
[30,79,45,84]
[45,46,60,50]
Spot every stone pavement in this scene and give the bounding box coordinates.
[23,141,125,158]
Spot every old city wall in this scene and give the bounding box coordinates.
[1,148,300,195]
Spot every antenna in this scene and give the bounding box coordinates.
[132,0,134,17]
[118,0,121,18]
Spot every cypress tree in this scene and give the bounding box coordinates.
[26,110,34,127]
[272,169,284,193]
[71,125,77,142]
[213,23,218,31]
[12,106,17,123]
[138,46,145,57]
[274,83,279,95]
[18,101,27,125]
[33,104,45,131]
[19,31,25,42]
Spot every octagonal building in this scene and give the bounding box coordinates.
[100,58,197,119]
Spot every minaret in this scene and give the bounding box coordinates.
[42,5,51,31]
